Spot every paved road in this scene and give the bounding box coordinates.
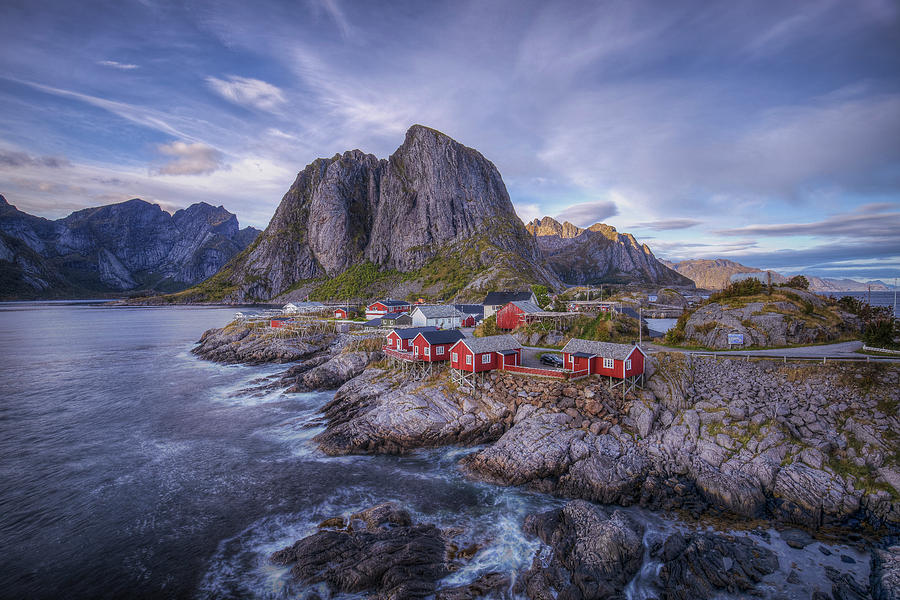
[645,340,867,358]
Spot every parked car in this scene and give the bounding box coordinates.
[540,354,563,367]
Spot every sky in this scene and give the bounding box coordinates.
[0,0,898,282]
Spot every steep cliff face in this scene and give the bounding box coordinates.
[193,125,553,302]
[0,195,259,298]
[526,216,692,286]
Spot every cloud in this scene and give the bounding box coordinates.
[633,218,701,231]
[153,142,225,176]
[0,150,70,168]
[311,0,353,39]
[97,60,139,70]
[513,202,542,223]
[205,75,286,112]
[555,200,618,227]
[714,205,900,239]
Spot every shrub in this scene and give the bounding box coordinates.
[785,275,810,290]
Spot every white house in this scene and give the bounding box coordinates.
[410,305,466,329]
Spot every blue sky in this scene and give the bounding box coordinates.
[1,0,898,281]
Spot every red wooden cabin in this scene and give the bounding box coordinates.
[385,326,438,352]
[333,308,348,319]
[366,300,412,320]
[411,330,465,361]
[449,335,522,372]
[561,339,646,378]
[461,314,476,327]
[495,300,542,330]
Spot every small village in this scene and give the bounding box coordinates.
[250,289,652,397]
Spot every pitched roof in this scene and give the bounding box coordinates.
[371,299,410,307]
[620,307,642,320]
[508,300,542,313]
[416,329,466,345]
[381,312,405,319]
[454,304,485,317]
[454,334,521,354]
[390,326,438,340]
[561,339,645,360]
[363,318,383,327]
[412,305,466,319]
[483,291,534,306]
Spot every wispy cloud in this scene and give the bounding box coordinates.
[97,60,139,70]
[556,200,619,227]
[714,205,900,238]
[205,75,286,113]
[633,218,702,231]
[153,141,226,176]
[0,150,70,168]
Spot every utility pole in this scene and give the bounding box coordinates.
[894,277,897,319]
[639,306,642,346]
[868,284,871,306]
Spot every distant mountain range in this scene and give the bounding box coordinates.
[526,217,691,287]
[0,195,259,299]
[663,258,892,292]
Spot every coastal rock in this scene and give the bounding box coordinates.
[192,321,330,364]
[314,369,511,455]
[872,546,900,600]
[435,573,511,600]
[655,532,778,600]
[271,502,447,599]
[518,500,645,599]
[289,351,383,391]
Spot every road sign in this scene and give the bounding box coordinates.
[648,295,658,302]
[727,333,744,345]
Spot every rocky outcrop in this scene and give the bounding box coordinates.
[517,500,645,599]
[0,194,259,298]
[271,502,448,600]
[653,531,778,600]
[313,368,514,455]
[187,125,557,303]
[527,216,692,287]
[872,546,900,600]
[288,350,383,391]
[192,321,331,365]
[679,288,861,349]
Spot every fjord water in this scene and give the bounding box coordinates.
[0,302,563,598]
[0,302,871,599]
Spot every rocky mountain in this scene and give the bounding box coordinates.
[665,258,889,292]
[526,216,692,287]
[0,195,259,299]
[180,125,558,303]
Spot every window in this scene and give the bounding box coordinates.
[481,354,491,365]
[451,352,458,362]
[436,346,444,355]
[466,355,472,365]
[424,347,430,356]
[625,359,631,371]
[603,357,614,369]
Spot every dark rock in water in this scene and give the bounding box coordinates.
[820,545,833,556]
[787,569,801,584]
[288,351,382,392]
[825,565,869,600]
[781,528,814,549]
[435,572,510,600]
[841,554,857,564]
[271,502,447,600]
[655,532,778,600]
[871,545,900,600]
[517,500,645,599]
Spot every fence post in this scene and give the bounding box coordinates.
[823,357,826,365]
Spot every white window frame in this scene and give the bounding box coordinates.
[466,354,472,365]
[603,357,614,369]
[424,346,430,356]
[435,346,444,355]
[625,359,631,371]
[451,352,458,362]
[481,354,491,365]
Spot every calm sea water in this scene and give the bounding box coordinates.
[0,302,870,599]
[820,290,899,318]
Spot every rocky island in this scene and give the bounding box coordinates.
[193,317,900,599]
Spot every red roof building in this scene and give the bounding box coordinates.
[366,300,412,320]
[560,339,646,379]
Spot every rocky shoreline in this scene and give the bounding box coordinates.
[193,320,900,599]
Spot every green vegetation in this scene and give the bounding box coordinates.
[308,262,402,301]
[783,275,810,290]
[474,314,498,337]
[531,284,551,308]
